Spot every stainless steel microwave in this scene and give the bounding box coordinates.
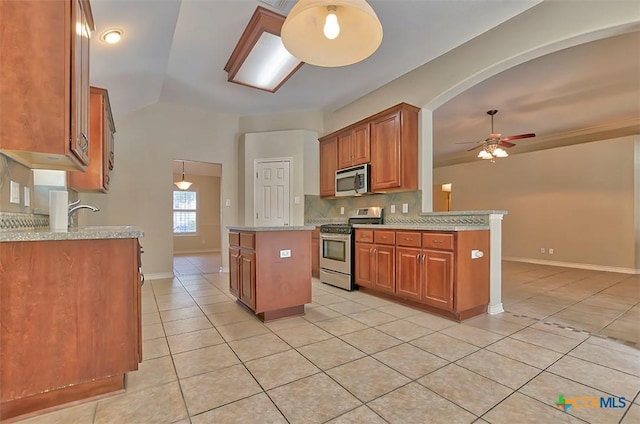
[335,164,370,197]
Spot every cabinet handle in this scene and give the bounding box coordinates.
[432,240,443,243]
[416,254,420,264]
[404,237,412,241]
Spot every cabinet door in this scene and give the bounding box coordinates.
[229,247,240,297]
[373,245,395,293]
[240,250,256,310]
[319,137,338,197]
[422,250,454,310]
[70,0,91,166]
[354,243,374,288]
[396,247,422,301]
[351,123,370,166]
[337,131,353,170]
[370,111,402,190]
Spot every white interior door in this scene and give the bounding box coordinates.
[255,160,290,227]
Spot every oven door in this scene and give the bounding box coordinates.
[319,233,351,275]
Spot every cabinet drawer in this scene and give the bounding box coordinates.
[422,233,454,250]
[240,233,255,249]
[374,230,395,245]
[229,232,240,246]
[396,232,421,247]
[356,229,374,243]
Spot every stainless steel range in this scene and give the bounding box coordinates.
[319,207,383,290]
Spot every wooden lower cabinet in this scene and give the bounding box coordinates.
[228,230,312,321]
[356,229,489,321]
[354,242,395,293]
[396,247,422,301]
[422,250,454,310]
[0,237,142,421]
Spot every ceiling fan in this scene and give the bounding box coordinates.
[464,109,535,159]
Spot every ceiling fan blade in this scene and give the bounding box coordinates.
[498,140,516,148]
[467,144,484,152]
[501,133,535,142]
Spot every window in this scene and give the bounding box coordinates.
[173,191,197,234]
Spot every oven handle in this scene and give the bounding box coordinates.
[320,234,351,241]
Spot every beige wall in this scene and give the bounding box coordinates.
[239,110,323,135]
[78,103,239,276]
[172,173,221,254]
[434,136,637,272]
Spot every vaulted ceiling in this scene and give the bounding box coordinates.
[90,0,639,165]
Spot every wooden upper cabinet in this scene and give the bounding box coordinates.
[370,103,419,191]
[69,87,116,192]
[337,123,370,169]
[319,103,419,197]
[319,136,338,197]
[0,0,94,171]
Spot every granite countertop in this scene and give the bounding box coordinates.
[352,224,489,231]
[419,210,508,216]
[227,225,315,232]
[0,226,144,242]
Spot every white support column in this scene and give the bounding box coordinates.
[488,213,505,314]
[420,109,433,213]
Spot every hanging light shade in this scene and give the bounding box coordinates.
[281,0,383,67]
[175,161,193,190]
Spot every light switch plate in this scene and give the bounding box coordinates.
[225,199,231,207]
[402,203,409,213]
[340,207,344,215]
[294,196,300,204]
[10,181,20,204]
[23,186,30,207]
[390,204,396,214]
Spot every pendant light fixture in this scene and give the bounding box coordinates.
[281,0,383,67]
[174,161,192,190]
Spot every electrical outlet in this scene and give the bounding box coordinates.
[390,204,396,214]
[549,248,554,255]
[402,203,409,213]
[225,199,231,206]
[23,186,30,207]
[10,181,20,204]
[294,196,300,204]
[540,247,546,254]
[279,249,291,258]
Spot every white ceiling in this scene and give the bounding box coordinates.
[90,0,640,166]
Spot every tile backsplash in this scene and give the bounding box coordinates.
[0,154,33,214]
[305,190,422,224]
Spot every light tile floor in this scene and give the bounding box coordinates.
[14,260,640,424]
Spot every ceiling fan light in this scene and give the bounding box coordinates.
[478,150,493,159]
[494,147,508,158]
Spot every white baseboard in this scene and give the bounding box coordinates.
[487,303,505,315]
[503,257,639,275]
[145,272,176,280]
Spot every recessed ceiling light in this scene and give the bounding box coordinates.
[100,29,123,44]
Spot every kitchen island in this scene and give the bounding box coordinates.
[348,210,507,322]
[227,226,314,321]
[0,226,144,421]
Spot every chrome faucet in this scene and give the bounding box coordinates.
[68,199,100,227]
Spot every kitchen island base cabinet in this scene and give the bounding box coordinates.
[356,229,489,322]
[228,228,312,322]
[0,237,142,421]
